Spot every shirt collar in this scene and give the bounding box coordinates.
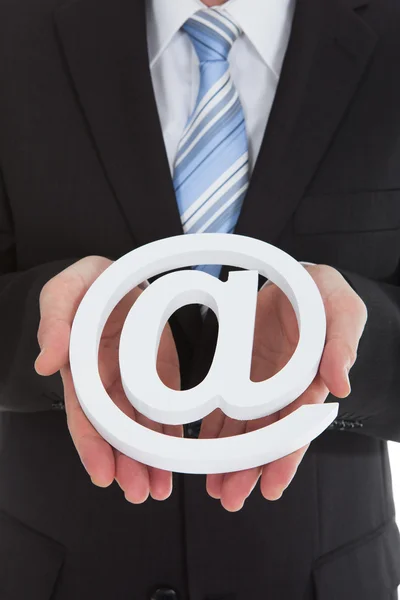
[147,0,297,78]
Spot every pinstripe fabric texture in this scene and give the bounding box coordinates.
[173,8,249,278]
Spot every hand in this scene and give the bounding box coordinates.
[199,264,368,512]
[35,256,181,503]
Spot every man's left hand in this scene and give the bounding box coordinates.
[199,265,368,511]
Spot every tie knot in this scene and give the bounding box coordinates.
[183,8,242,62]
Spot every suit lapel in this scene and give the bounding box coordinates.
[233,0,378,245]
[195,0,378,388]
[54,0,183,248]
[54,0,204,347]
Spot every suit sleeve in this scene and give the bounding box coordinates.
[328,267,400,443]
[0,171,79,412]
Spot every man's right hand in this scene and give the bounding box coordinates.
[34,256,182,503]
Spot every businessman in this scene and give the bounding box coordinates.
[0,0,400,598]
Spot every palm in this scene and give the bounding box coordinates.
[200,281,330,511]
[97,287,182,501]
[36,257,181,503]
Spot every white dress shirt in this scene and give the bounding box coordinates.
[146,0,296,175]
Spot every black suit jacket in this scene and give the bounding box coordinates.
[0,0,400,598]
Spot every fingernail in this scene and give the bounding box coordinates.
[90,476,111,488]
[271,493,283,501]
[150,484,173,501]
[268,488,283,501]
[208,491,221,500]
[222,500,245,512]
[344,367,352,394]
[34,348,46,373]
[37,348,46,361]
[124,492,149,505]
[247,474,262,498]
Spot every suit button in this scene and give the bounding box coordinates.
[150,587,178,600]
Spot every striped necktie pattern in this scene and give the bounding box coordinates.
[173,8,250,278]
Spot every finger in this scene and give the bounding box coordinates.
[133,411,174,501]
[199,408,225,439]
[260,444,309,501]
[114,449,150,504]
[36,256,112,376]
[217,413,277,511]
[61,365,115,488]
[201,410,226,501]
[259,375,327,500]
[152,319,181,502]
[319,286,367,398]
[219,467,262,512]
[200,409,226,499]
[36,279,80,376]
[206,473,226,501]
[279,374,329,419]
[109,387,153,502]
[148,467,173,502]
[147,322,181,500]
[110,380,178,502]
[162,423,183,438]
[206,416,246,501]
[148,423,183,501]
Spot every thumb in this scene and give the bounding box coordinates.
[35,255,112,376]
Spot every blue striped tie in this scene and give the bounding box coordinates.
[173,8,249,278]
